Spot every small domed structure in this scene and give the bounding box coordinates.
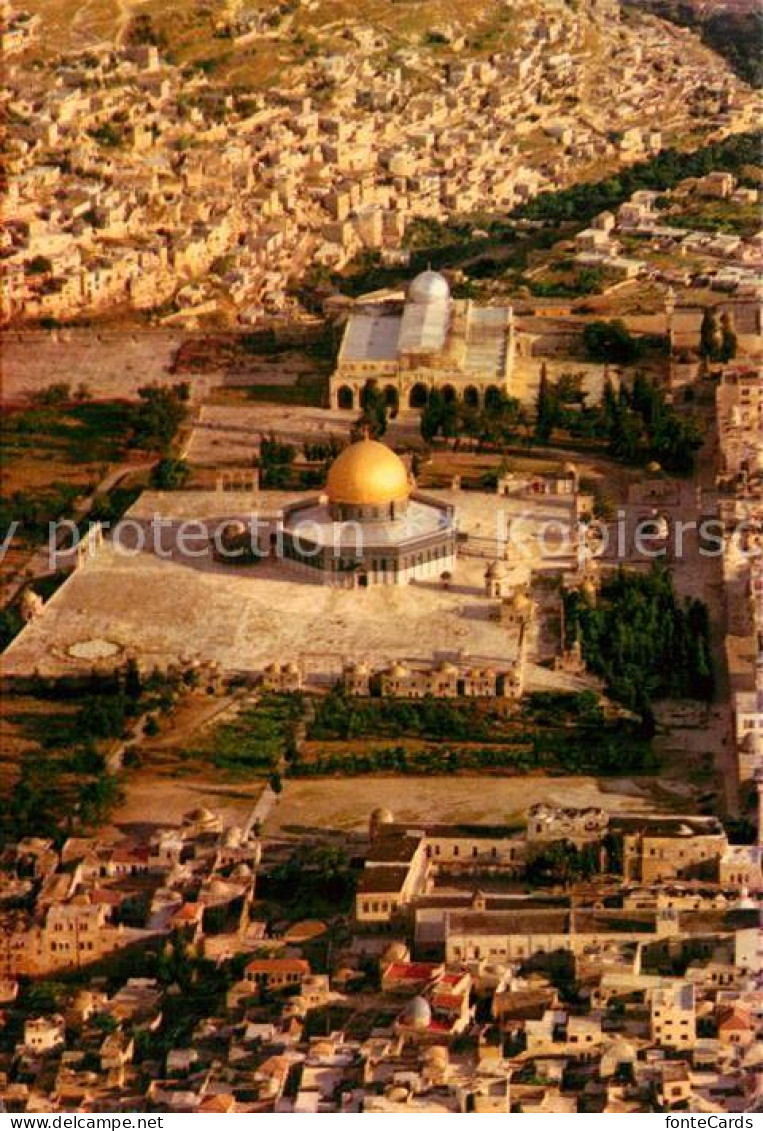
[733,886,758,912]
[386,1085,409,1103]
[20,588,44,622]
[382,940,410,965]
[223,826,243,849]
[370,806,395,839]
[407,269,450,306]
[401,995,432,1030]
[184,807,221,833]
[742,731,763,755]
[600,1037,637,1078]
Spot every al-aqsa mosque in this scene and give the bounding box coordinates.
[329,269,515,412]
[278,435,457,587]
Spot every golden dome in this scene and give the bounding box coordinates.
[326,439,410,506]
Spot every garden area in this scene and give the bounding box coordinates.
[180,692,303,776]
[293,689,657,777]
[0,663,204,848]
[563,566,715,715]
[0,383,190,590]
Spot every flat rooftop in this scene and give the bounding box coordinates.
[339,311,401,363]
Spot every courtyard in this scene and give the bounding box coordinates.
[1,483,578,679]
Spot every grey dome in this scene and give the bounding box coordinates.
[402,995,432,1029]
[408,270,450,305]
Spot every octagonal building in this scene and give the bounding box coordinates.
[279,437,457,587]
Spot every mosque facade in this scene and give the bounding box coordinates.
[330,269,515,412]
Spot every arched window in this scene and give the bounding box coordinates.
[409,383,428,409]
[484,385,502,411]
[337,385,354,410]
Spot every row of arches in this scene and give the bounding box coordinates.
[335,383,505,411]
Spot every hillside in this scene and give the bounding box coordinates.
[6,0,758,328]
[19,0,756,93]
[625,0,763,86]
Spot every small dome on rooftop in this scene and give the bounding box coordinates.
[401,995,431,1030]
[742,731,763,754]
[382,940,409,964]
[407,269,450,305]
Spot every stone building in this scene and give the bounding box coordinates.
[613,816,728,884]
[330,270,515,411]
[527,804,609,847]
[355,811,527,926]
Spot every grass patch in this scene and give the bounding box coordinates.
[297,691,656,777]
[1,401,134,467]
[183,693,302,774]
[242,374,326,407]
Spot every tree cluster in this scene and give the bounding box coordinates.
[525,840,600,885]
[355,379,390,439]
[699,308,737,363]
[534,368,703,473]
[258,432,297,488]
[564,566,715,714]
[132,384,189,453]
[150,458,190,490]
[420,388,526,446]
[515,130,761,225]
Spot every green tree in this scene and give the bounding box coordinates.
[356,379,388,438]
[534,363,555,443]
[132,386,188,453]
[583,320,644,365]
[150,458,191,489]
[699,307,721,360]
